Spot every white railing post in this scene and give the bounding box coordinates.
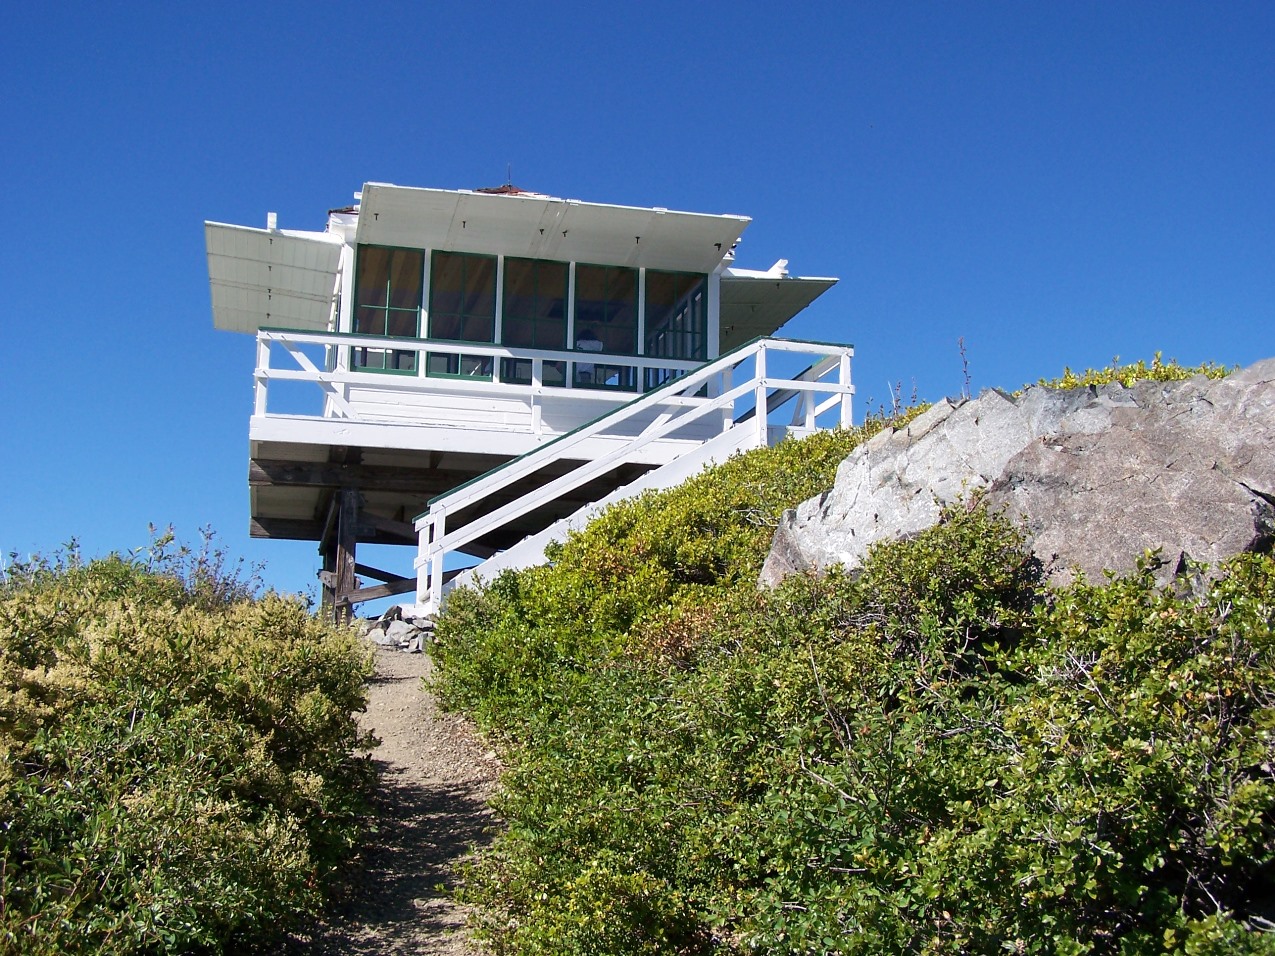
[753,344,768,447]
[531,359,544,435]
[254,333,271,416]
[840,350,854,428]
[415,532,429,606]
[427,508,446,613]
[719,366,733,433]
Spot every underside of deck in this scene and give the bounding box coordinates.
[251,438,660,548]
[248,436,658,613]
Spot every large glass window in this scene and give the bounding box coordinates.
[348,251,709,391]
[574,264,638,389]
[428,251,497,378]
[352,245,423,372]
[645,271,707,360]
[644,270,707,388]
[501,257,568,386]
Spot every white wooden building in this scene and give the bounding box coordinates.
[205,182,852,616]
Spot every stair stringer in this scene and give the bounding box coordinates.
[444,421,789,596]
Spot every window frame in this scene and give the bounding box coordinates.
[350,244,424,375]
[500,257,569,386]
[426,250,499,380]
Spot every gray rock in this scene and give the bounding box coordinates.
[384,620,417,642]
[760,360,1275,588]
[371,628,400,647]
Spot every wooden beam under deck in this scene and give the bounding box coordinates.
[344,577,416,604]
[251,444,655,617]
[250,459,479,494]
[359,511,416,544]
[354,562,405,584]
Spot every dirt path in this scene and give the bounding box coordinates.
[285,642,501,954]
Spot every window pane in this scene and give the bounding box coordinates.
[463,256,496,318]
[605,268,638,322]
[575,264,637,355]
[462,315,494,342]
[356,246,390,308]
[386,308,417,338]
[430,251,463,287]
[352,347,416,373]
[504,257,537,310]
[645,270,707,362]
[500,358,566,385]
[533,261,567,320]
[430,252,496,343]
[504,258,568,351]
[353,246,424,371]
[430,314,463,341]
[355,304,386,336]
[388,249,423,309]
[502,322,535,348]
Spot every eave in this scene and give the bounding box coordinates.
[354,183,750,274]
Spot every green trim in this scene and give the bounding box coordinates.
[257,326,853,353]
[346,363,417,376]
[425,371,495,382]
[424,346,495,382]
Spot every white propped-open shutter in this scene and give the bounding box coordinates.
[206,222,343,333]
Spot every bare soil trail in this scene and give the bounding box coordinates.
[283,642,500,955]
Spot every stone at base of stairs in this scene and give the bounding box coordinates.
[357,604,436,653]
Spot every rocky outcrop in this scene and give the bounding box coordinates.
[359,604,435,653]
[760,358,1275,587]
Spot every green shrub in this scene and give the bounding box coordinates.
[434,356,1270,954]
[0,542,374,954]
[432,412,928,733]
[1029,352,1231,391]
[448,511,1275,954]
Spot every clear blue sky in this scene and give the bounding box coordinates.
[4,1,1272,603]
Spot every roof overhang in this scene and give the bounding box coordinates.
[355,183,750,273]
[205,222,343,333]
[718,274,838,351]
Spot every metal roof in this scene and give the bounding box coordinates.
[354,183,750,273]
[718,274,838,351]
[205,187,837,339]
[205,222,342,333]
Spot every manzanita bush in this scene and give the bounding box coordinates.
[0,535,375,954]
[433,357,1275,955]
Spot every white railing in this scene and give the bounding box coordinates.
[252,327,706,432]
[414,337,854,611]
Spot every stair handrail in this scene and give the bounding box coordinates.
[416,337,853,609]
[421,337,849,518]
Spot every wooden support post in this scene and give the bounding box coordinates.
[333,488,360,624]
[320,547,337,614]
[318,493,339,615]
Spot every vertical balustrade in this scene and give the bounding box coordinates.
[254,334,271,416]
[840,351,854,427]
[753,344,769,447]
